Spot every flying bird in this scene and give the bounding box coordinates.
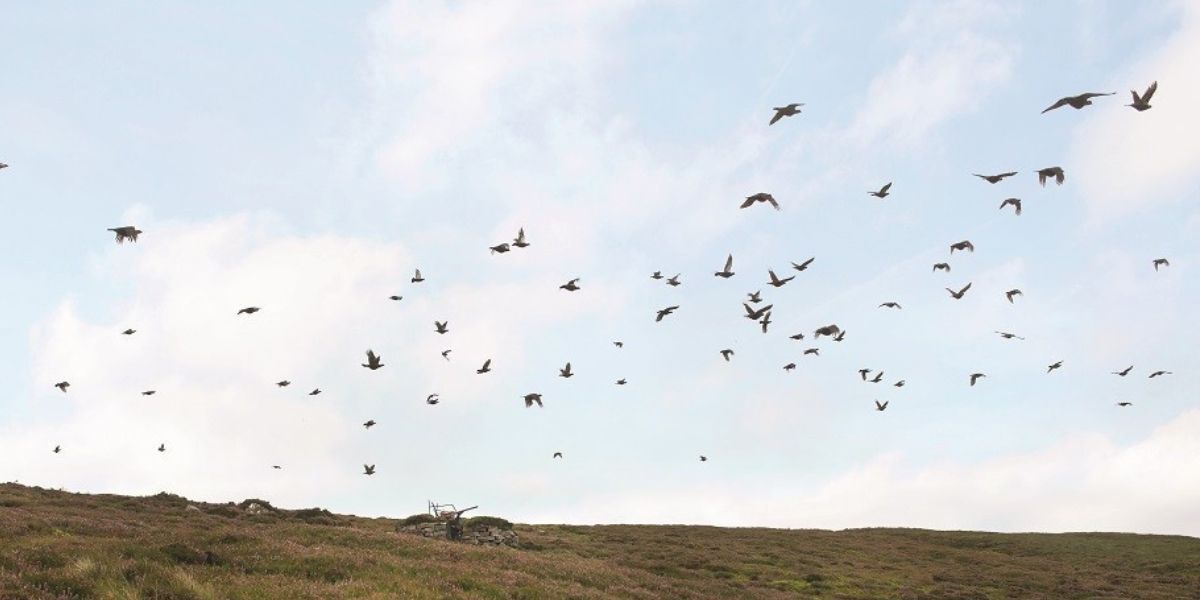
[969,373,986,386]
[743,303,773,320]
[949,240,974,254]
[272,465,281,470]
[513,228,530,248]
[699,456,708,462]
[868,182,893,198]
[651,271,664,280]
[1116,402,1133,407]
[879,302,902,309]
[933,263,951,272]
[875,400,888,412]
[894,380,906,388]
[524,393,543,408]
[363,420,376,429]
[859,368,871,381]
[720,349,734,361]
[441,349,451,361]
[613,341,624,348]
[803,348,819,356]
[0,163,7,170]
[309,388,321,396]
[783,362,797,371]
[747,290,763,304]
[389,295,402,301]
[714,254,735,278]
[666,274,681,287]
[767,270,795,288]
[434,321,449,334]
[769,103,804,125]
[1047,361,1063,373]
[141,390,156,396]
[1042,92,1114,113]
[53,445,61,454]
[276,380,290,387]
[999,198,1022,215]
[656,305,680,322]
[1036,167,1065,187]
[1153,258,1170,271]
[758,312,772,333]
[995,331,1025,340]
[833,330,846,342]
[1006,289,1023,303]
[426,393,440,405]
[559,362,574,378]
[792,257,815,271]
[237,307,260,315]
[616,379,627,385]
[560,278,581,291]
[946,283,973,299]
[108,226,142,244]
[1113,365,1134,377]
[973,172,1017,184]
[411,269,424,283]
[363,464,375,475]
[54,381,69,393]
[740,192,780,210]
[489,243,511,254]
[1127,81,1158,111]
[814,324,841,339]
[157,444,165,453]
[870,371,885,384]
[1148,370,1173,378]
[476,359,492,374]
[362,350,384,370]
[790,332,805,341]
[122,329,136,335]
[553,452,563,459]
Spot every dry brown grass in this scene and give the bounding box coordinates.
[2,483,1198,599]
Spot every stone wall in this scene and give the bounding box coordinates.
[397,521,519,547]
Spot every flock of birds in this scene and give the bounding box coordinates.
[9,80,1178,476]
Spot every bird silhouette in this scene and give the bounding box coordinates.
[54,381,70,393]
[743,303,773,320]
[833,330,846,342]
[769,103,804,125]
[969,373,986,386]
[949,240,974,254]
[999,198,1022,215]
[141,390,156,396]
[946,283,973,299]
[53,445,61,454]
[1042,92,1114,113]
[1006,289,1023,303]
[1127,81,1157,111]
[434,321,449,334]
[1113,366,1134,377]
[489,243,511,254]
[513,228,530,248]
[389,295,402,301]
[868,182,893,198]
[740,192,780,210]
[859,368,871,381]
[1036,167,1065,186]
[108,226,143,244]
[524,393,543,408]
[362,350,384,370]
[309,388,322,396]
[276,380,290,387]
[237,307,261,315]
[814,324,841,339]
[747,290,763,304]
[783,362,796,371]
[1047,361,1063,373]
[714,254,735,278]
[1148,370,1173,378]
[1116,402,1133,407]
[272,465,282,470]
[651,271,664,280]
[933,263,951,272]
[560,278,581,291]
[553,452,563,459]
[879,302,902,309]
[699,455,708,462]
[666,274,681,287]
[0,162,7,170]
[122,328,136,335]
[758,312,772,333]
[875,400,888,412]
[157,444,165,453]
[792,257,815,271]
[767,270,795,288]
[974,172,1017,184]
[995,331,1025,340]
[363,464,375,475]
[894,380,906,388]
[411,269,424,283]
[363,420,376,429]
[803,348,819,356]
[616,379,627,385]
[790,332,805,341]
[1153,258,1170,271]
[441,349,451,361]
[656,305,680,322]
[613,341,624,348]
[476,359,492,374]
[870,371,885,384]
[720,349,734,361]
[559,362,574,378]
[427,394,440,405]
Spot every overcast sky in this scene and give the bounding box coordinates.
[2,0,1198,535]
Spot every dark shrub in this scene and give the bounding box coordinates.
[398,513,438,527]
[464,516,513,531]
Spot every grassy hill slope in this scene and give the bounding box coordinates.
[2,483,1198,599]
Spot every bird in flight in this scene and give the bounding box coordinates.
[747,290,763,304]
[949,240,974,254]
[237,306,261,315]
[553,452,563,459]
[969,373,986,386]
[833,330,846,342]
[1036,166,1065,187]
[388,295,402,301]
[879,302,902,309]
[276,380,290,387]
[1148,370,1173,378]
[108,226,143,244]
[767,270,795,288]
[1006,289,1023,303]
[758,312,772,333]
[53,445,61,454]
[613,341,624,348]
[803,348,820,356]
[995,331,1025,340]
[1127,81,1157,111]
[868,182,893,198]
[309,388,322,396]
[363,464,375,476]
[524,393,543,408]
[859,368,872,381]
[874,400,888,412]
[720,349,734,362]
[1113,365,1134,377]
[999,198,1022,216]
[157,444,166,453]
[489,243,511,254]
[559,362,574,378]
[363,420,376,429]
[783,362,797,372]
[699,455,708,462]
[272,465,282,470]
[54,381,70,393]
[434,321,449,334]
[122,329,136,335]
[560,278,581,291]
[1153,258,1170,271]
[740,192,780,210]
[714,254,735,278]
[656,305,680,322]
[666,274,681,287]
[792,257,815,272]
[513,228,530,248]
[946,283,973,299]
[411,269,424,283]
[0,162,7,170]
[441,349,451,361]
[973,172,1017,184]
[476,359,492,374]
[426,393,440,405]
[616,379,627,385]
[814,324,841,339]
[870,371,885,384]
[651,271,664,280]
[1042,92,1115,113]
[1047,361,1063,373]
[1116,402,1133,407]
[894,380,906,388]
[141,390,156,396]
[362,350,384,370]
[743,303,773,321]
[933,263,951,273]
[790,332,805,341]
[769,103,804,125]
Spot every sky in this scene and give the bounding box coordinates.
[1,0,1198,535]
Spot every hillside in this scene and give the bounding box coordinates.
[1,484,1198,599]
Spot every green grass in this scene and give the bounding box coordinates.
[2,483,1199,599]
